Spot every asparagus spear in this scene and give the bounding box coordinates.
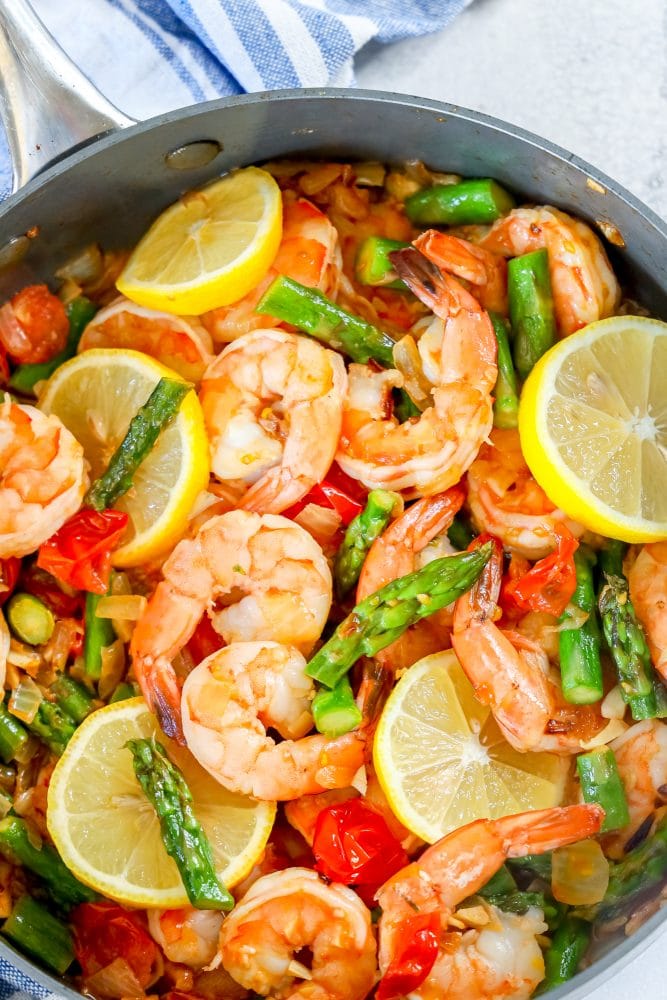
[355,236,409,288]
[334,490,398,600]
[559,547,604,704]
[6,593,55,646]
[508,249,557,379]
[8,296,97,395]
[84,587,116,679]
[0,703,30,763]
[86,377,192,511]
[489,313,519,429]
[598,540,662,720]
[26,700,76,756]
[50,675,95,724]
[0,816,97,907]
[306,543,493,689]
[2,895,74,974]
[312,676,362,737]
[404,178,515,226]
[537,915,592,994]
[447,514,476,552]
[126,737,234,910]
[576,748,630,833]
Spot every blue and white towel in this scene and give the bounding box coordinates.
[0,0,470,994]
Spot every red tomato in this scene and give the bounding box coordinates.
[312,799,408,895]
[376,912,440,1000]
[37,508,129,594]
[19,564,82,617]
[0,284,69,364]
[71,902,159,988]
[185,613,225,665]
[502,524,579,618]
[285,463,367,526]
[0,558,20,607]
[0,345,9,383]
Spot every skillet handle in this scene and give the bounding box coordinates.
[0,0,135,193]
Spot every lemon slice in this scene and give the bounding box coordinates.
[39,349,209,566]
[47,699,276,907]
[116,167,283,315]
[519,316,667,542]
[373,651,568,844]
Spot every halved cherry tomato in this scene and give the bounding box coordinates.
[0,558,20,607]
[285,463,367,526]
[71,902,159,988]
[19,564,82,617]
[37,508,129,595]
[376,911,440,1000]
[0,284,69,364]
[502,524,579,618]
[185,613,225,665]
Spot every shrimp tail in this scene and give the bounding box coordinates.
[497,803,605,855]
[136,655,185,743]
[390,247,452,319]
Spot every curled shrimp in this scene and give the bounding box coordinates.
[199,329,347,514]
[181,641,364,800]
[605,719,667,857]
[219,868,377,1000]
[356,486,465,670]
[146,907,223,968]
[452,537,604,753]
[628,542,667,683]
[414,229,508,315]
[0,397,88,558]
[0,284,69,364]
[201,196,341,345]
[472,206,621,335]
[466,428,584,558]
[130,509,332,740]
[376,804,603,1000]
[336,250,497,495]
[78,298,214,382]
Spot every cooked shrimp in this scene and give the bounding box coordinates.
[628,542,667,682]
[336,251,496,495]
[130,509,332,740]
[199,329,347,514]
[473,206,620,335]
[452,537,604,753]
[376,804,604,998]
[466,428,584,558]
[78,298,214,382]
[201,197,341,344]
[0,397,88,558]
[413,229,508,315]
[219,868,377,1000]
[605,719,667,857]
[147,908,223,968]
[0,284,69,364]
[356,487,465,669]
[181,642,364,800]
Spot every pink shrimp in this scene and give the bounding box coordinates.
[628,542,667,683]
[414,229,508,315]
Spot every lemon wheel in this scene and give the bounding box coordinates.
[373,651,568,844]
[47,699,276,907]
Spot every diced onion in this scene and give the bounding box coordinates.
[353,162,386,187]
[552,840,610,905]
[294,504,342,546]
[98,640,127,702]
[8,677,43,724]
[55,243,104,285]
[44,619,78,674]
[601,685,627,720]
[84,957,146,999]
[392,335,432,411]
[546,604,589,632]
[7,640,42,675]
[580,718,628,749]
[350,765,368,795]
[95,595,147,621]
[299,163,343,195]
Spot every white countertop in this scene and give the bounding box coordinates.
[358,1,666,997]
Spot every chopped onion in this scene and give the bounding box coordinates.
[544,604,589,632]
[96,595,147,621]
[44,618,78,674]
[84,957,146,999]
[55,242,104,285]
[0,792,12,820]
[350,765,368,795]
[353,162,386,187]
[552,840,610,905]
[98,640,127,701]
[392,335,432,410]
[0,612,9,691]
[601,685,627,720]
[299,163,343,195]
[7,640,42,675]
[8,677,44,724]
[294,504,342,546]
[580,718,628,749]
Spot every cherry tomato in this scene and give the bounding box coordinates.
[19,564,82,617]
[0,557,20,607]
[37,508,129,595]
[502,524,579,618]
[312,799,408,895]
[0,284,69,364]
[71,902,159,988]
[185,613,225,664]
[0,344,9,384]
[376,912,440,1000]
[285,463,367,526]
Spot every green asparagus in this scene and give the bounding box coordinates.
[83,587,116,679]
[8,296,97,395]
[0,703,30,763]
[576,748,630,832]
[50,675,95,724]
[5,593,54,646]
[127,737,234,910]
[306,543,493,689]
[334,490,398,599]
[312,676,362,737]
[0,816,97,907]
[447,514,476,552]
[86,377,192,511]
[26,700,76,756]
[559,548,604,704]
[2,895,75,974]
[508,249,557,380]
[489,313,519,428]
[405,178,515,226]
[355,236,409,288]
[537,916,592,993]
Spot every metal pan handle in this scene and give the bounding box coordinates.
[0,0,135,193]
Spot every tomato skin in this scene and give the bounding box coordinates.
[0,285,69,364]
[502,524,579,618]
[0,558,20,607]
[19,564,82,617]
[72,902,159,988]
[284,463,367,526]
[185,613,225,665]
[37,508,129,595]
[376,912,440,1000]
[312,799,408,900]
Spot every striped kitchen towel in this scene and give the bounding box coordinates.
[0,0,473,199]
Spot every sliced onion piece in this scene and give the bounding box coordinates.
[95,595,147,621]
[392,335,432,411]
[552,839,610,905]
[84,957,146,999]
[8,676,43,724]
[294,504,342,546]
